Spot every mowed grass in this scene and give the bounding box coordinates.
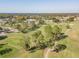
[0,33,27,58]
[0,33,44,58]
[5,33,25,49]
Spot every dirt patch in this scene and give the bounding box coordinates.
[66,29,79,40]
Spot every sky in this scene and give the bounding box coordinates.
[0,0,79,13]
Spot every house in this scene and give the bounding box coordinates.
[26,19,39,28]
[0,19,7,25]
[44,20,53,24]
[0,30,7,37]
[3,27,19,33]
[74,16,79,21]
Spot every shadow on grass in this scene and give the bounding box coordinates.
[0,44,7,48]
[59,33,68,39]
[53,44,67,53]
[0,36,7,40]
[0,48,12,55]
[28,47,37,53]
[55,33,68,41]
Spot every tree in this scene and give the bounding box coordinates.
[52,25,62,41]
[52,18,60,23]
[67,17,74,22]
[24,25,66,52]
[25,30,42,50]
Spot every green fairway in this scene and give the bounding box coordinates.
[0,32,44,58]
